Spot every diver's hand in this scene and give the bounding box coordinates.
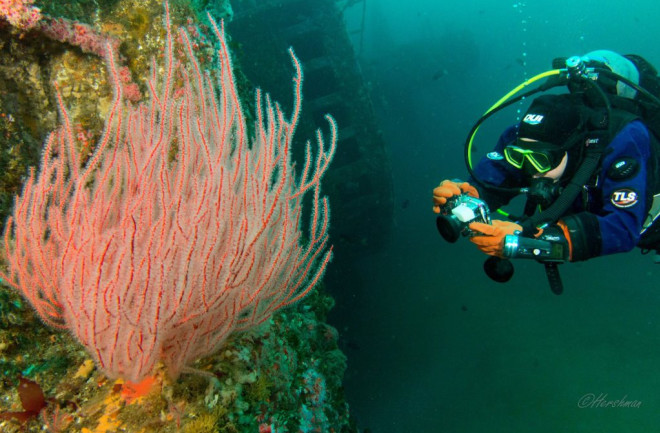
[432,180,479,213]
[469,220,522,257]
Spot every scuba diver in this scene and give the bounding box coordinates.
[431,50,660,294]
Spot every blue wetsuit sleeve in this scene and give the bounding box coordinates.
[596,120,650,255]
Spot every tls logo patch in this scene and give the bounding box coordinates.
[611,189,638,208]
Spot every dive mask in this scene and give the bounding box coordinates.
[503,139,565,174]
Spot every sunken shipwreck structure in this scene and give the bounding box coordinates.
[228,0,394,258]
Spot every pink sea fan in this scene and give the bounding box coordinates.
[0,5,335,382]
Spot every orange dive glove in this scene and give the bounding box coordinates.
[432,180,479,213]
[469,220,522,257]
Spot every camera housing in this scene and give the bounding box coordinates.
[436,194,491,243]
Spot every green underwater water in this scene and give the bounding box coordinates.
[336,1,660,431]
[340,214,660,432]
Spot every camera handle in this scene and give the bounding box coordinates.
[501,234,566,295]
[544,262,563,295]
[483,257,564,295]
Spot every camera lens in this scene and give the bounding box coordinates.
[436,215,462,243]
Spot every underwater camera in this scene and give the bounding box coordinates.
[436,194,491,243]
